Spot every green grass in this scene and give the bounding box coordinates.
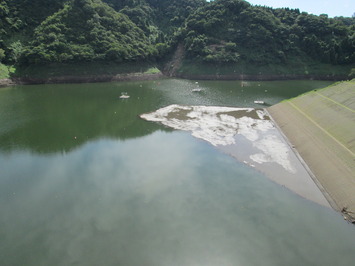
[144,67,161,74]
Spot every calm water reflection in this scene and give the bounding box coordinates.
[0,79,354,266]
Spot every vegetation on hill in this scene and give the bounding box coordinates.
[0,0,354,78]
[183,0,354,66]
[23,0,157,64]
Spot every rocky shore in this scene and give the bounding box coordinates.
[0,78,16,87]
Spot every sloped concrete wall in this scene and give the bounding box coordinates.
[268,80,355,222]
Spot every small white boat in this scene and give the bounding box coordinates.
[119,92,130,99]
[192,88,202,92]
[254,100,264,104]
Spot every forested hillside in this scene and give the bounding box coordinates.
[0,0,354,77]
[184,0,354,65]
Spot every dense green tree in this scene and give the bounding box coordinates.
[21,0,157,64]
[3,0,67,32]
[183,0,286,64]
[0,49,5,62]
[103,0,155,31]
[0,0,353,68]
[9,41,24,64]
[146,0,207,33]
[182,0,354,65]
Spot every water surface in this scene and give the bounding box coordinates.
[1,79,354,266]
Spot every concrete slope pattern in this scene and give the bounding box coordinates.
[268,80,355,221]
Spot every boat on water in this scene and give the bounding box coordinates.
[192,88,203,92]
[119,92,130,99]
[254,100,265,104]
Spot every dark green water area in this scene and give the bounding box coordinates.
[1,79,354,266]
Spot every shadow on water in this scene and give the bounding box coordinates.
[0,81,171,154]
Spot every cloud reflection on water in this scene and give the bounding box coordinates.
[1,131,355,266]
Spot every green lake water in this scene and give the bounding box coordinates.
[0,79,354,266]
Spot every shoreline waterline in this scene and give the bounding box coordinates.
[0,72,350,87]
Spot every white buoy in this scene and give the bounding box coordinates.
[119,92,130,99]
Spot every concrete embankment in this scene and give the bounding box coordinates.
[268,80,355,222]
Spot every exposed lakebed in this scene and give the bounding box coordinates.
[141,104,329,206]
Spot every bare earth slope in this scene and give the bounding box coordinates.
[268,80,355,222]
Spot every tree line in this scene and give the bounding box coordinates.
[0,0,354,67]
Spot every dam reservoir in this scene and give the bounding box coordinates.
[0,79,354,266]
